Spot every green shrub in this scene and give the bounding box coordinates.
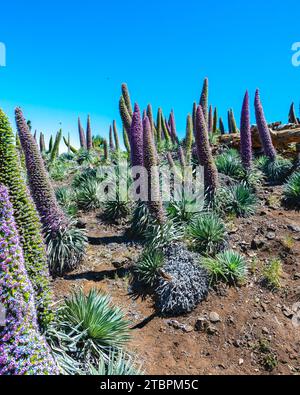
[127,202,153,240]
[215,149,244,179]
[103,195,131,221]
[256,156,293,184]
[60,289,130,356]
[145,220,184,249]
[76,179,103,211]
[136,248,164,286]
[216,183,257,217]
[283,171,300,207]
[262,259,282,290]
[55,186,78,217]
[86,351,143,375]
[46,222,87,275]
[187,212,227,255]
[167,198,201,223]
[202,250,248,285]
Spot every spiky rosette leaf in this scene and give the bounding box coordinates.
[0,108,53,329]
[254,90,277,161]
[86,115,93,151]
[195,106,219,202]
[240,91,253,170]
[0,185,59,375]
[78,117,87,149]
[284,171,300,207]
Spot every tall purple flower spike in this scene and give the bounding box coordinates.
[240,91,253,170]
[208,105,213,133]
[254,89,277,161]
[0,185,59,375]
[169,111,178,143]
[78,117,87,149]
[15,108,67,235]
[195,106,219,202]
[130,104,144,168]
[143,116,165,224]
[86,115,93,151]
[199,78,209,125]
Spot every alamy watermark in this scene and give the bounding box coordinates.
[94,161,205,212]
[0,42,6,67]
[292,42,300,67]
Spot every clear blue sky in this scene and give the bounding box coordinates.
[0,0,300,148]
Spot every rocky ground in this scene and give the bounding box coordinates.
[53,185,300,375]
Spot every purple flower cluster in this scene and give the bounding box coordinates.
[15,107,67,235]
[0,185,58,375]
[199,78,209,125]
[240,91,253,169]
[254,89,277,161]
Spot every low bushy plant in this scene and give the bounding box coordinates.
[215,183,257,217]
[46,222,87,275]
[262,259,282,290]
[76,179,104,211]
[215,149,244,179]
[103,195,131,221]
[135,248,164,287]
[283,171,300,207]
[256,156,293,184]
[55,186,78,217]
[202,250,248,285]
[187,212,227,255]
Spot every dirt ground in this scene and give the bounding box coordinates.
[53,185,300,375]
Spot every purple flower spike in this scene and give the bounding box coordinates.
[195,106,219,202]
[130,104,144,168]
[78,117,87,149]
[86,115,93,151]
[15,107,67,235]
[0,185,59,375]
[240,91,253,170]
[254,89,276,161]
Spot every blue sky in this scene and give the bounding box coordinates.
[0,0,300,148]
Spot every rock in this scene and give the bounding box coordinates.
[239,358,244,366]
[252,312,261,320]
[183,325,194,333]
[195,317,209,332]
[288,225,300,233]
[233,339,241,348]
[282,306,294,318]
[251,237,265,250]
[207,325,219,336]
[262,327,269,335]
[266,232,276,241]
[112,257,127,268]
[209,312,221,323]
[294,273,300,280]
